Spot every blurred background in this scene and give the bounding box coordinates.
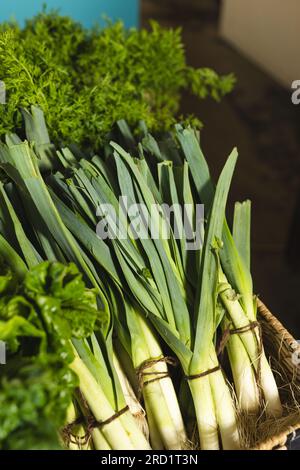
[0,0,139,27]
[1,0,300,333]
[142,0,300,334]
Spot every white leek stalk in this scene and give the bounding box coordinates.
[189,343,240,450]
[70,355,151,450]
[63,403,92,450]
[133,312,187,450]
[144,401,165,450]
[222,317,260,414]
[208,346,240,450]
[188,374,219,450]
[74,392,111,450]
[113,351,149,440]
[219,272,282,417]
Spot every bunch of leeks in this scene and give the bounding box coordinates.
[0,107,282,449]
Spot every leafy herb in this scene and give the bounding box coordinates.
[0,259,100,449]
[24,261,99,340]
[0,355,77,450]
[0,11,235,149]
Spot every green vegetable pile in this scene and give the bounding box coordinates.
[0,261,98,449]
[0,105,283,450]
[0,10,235,149]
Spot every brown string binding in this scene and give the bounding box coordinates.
[61,405,129,447]
[61,416,87,447]
[89,405,129,428]
[217,320,260,356]
[136,356,178,398]
[184,365,221,381]
[217,320,264,402]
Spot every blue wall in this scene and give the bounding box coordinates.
[0,0,139,28]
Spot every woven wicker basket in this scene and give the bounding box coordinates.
[253,300,300,450]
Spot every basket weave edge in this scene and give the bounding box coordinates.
[253,416,300,450]
[253,299,300,450]
[257,299,299,351]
